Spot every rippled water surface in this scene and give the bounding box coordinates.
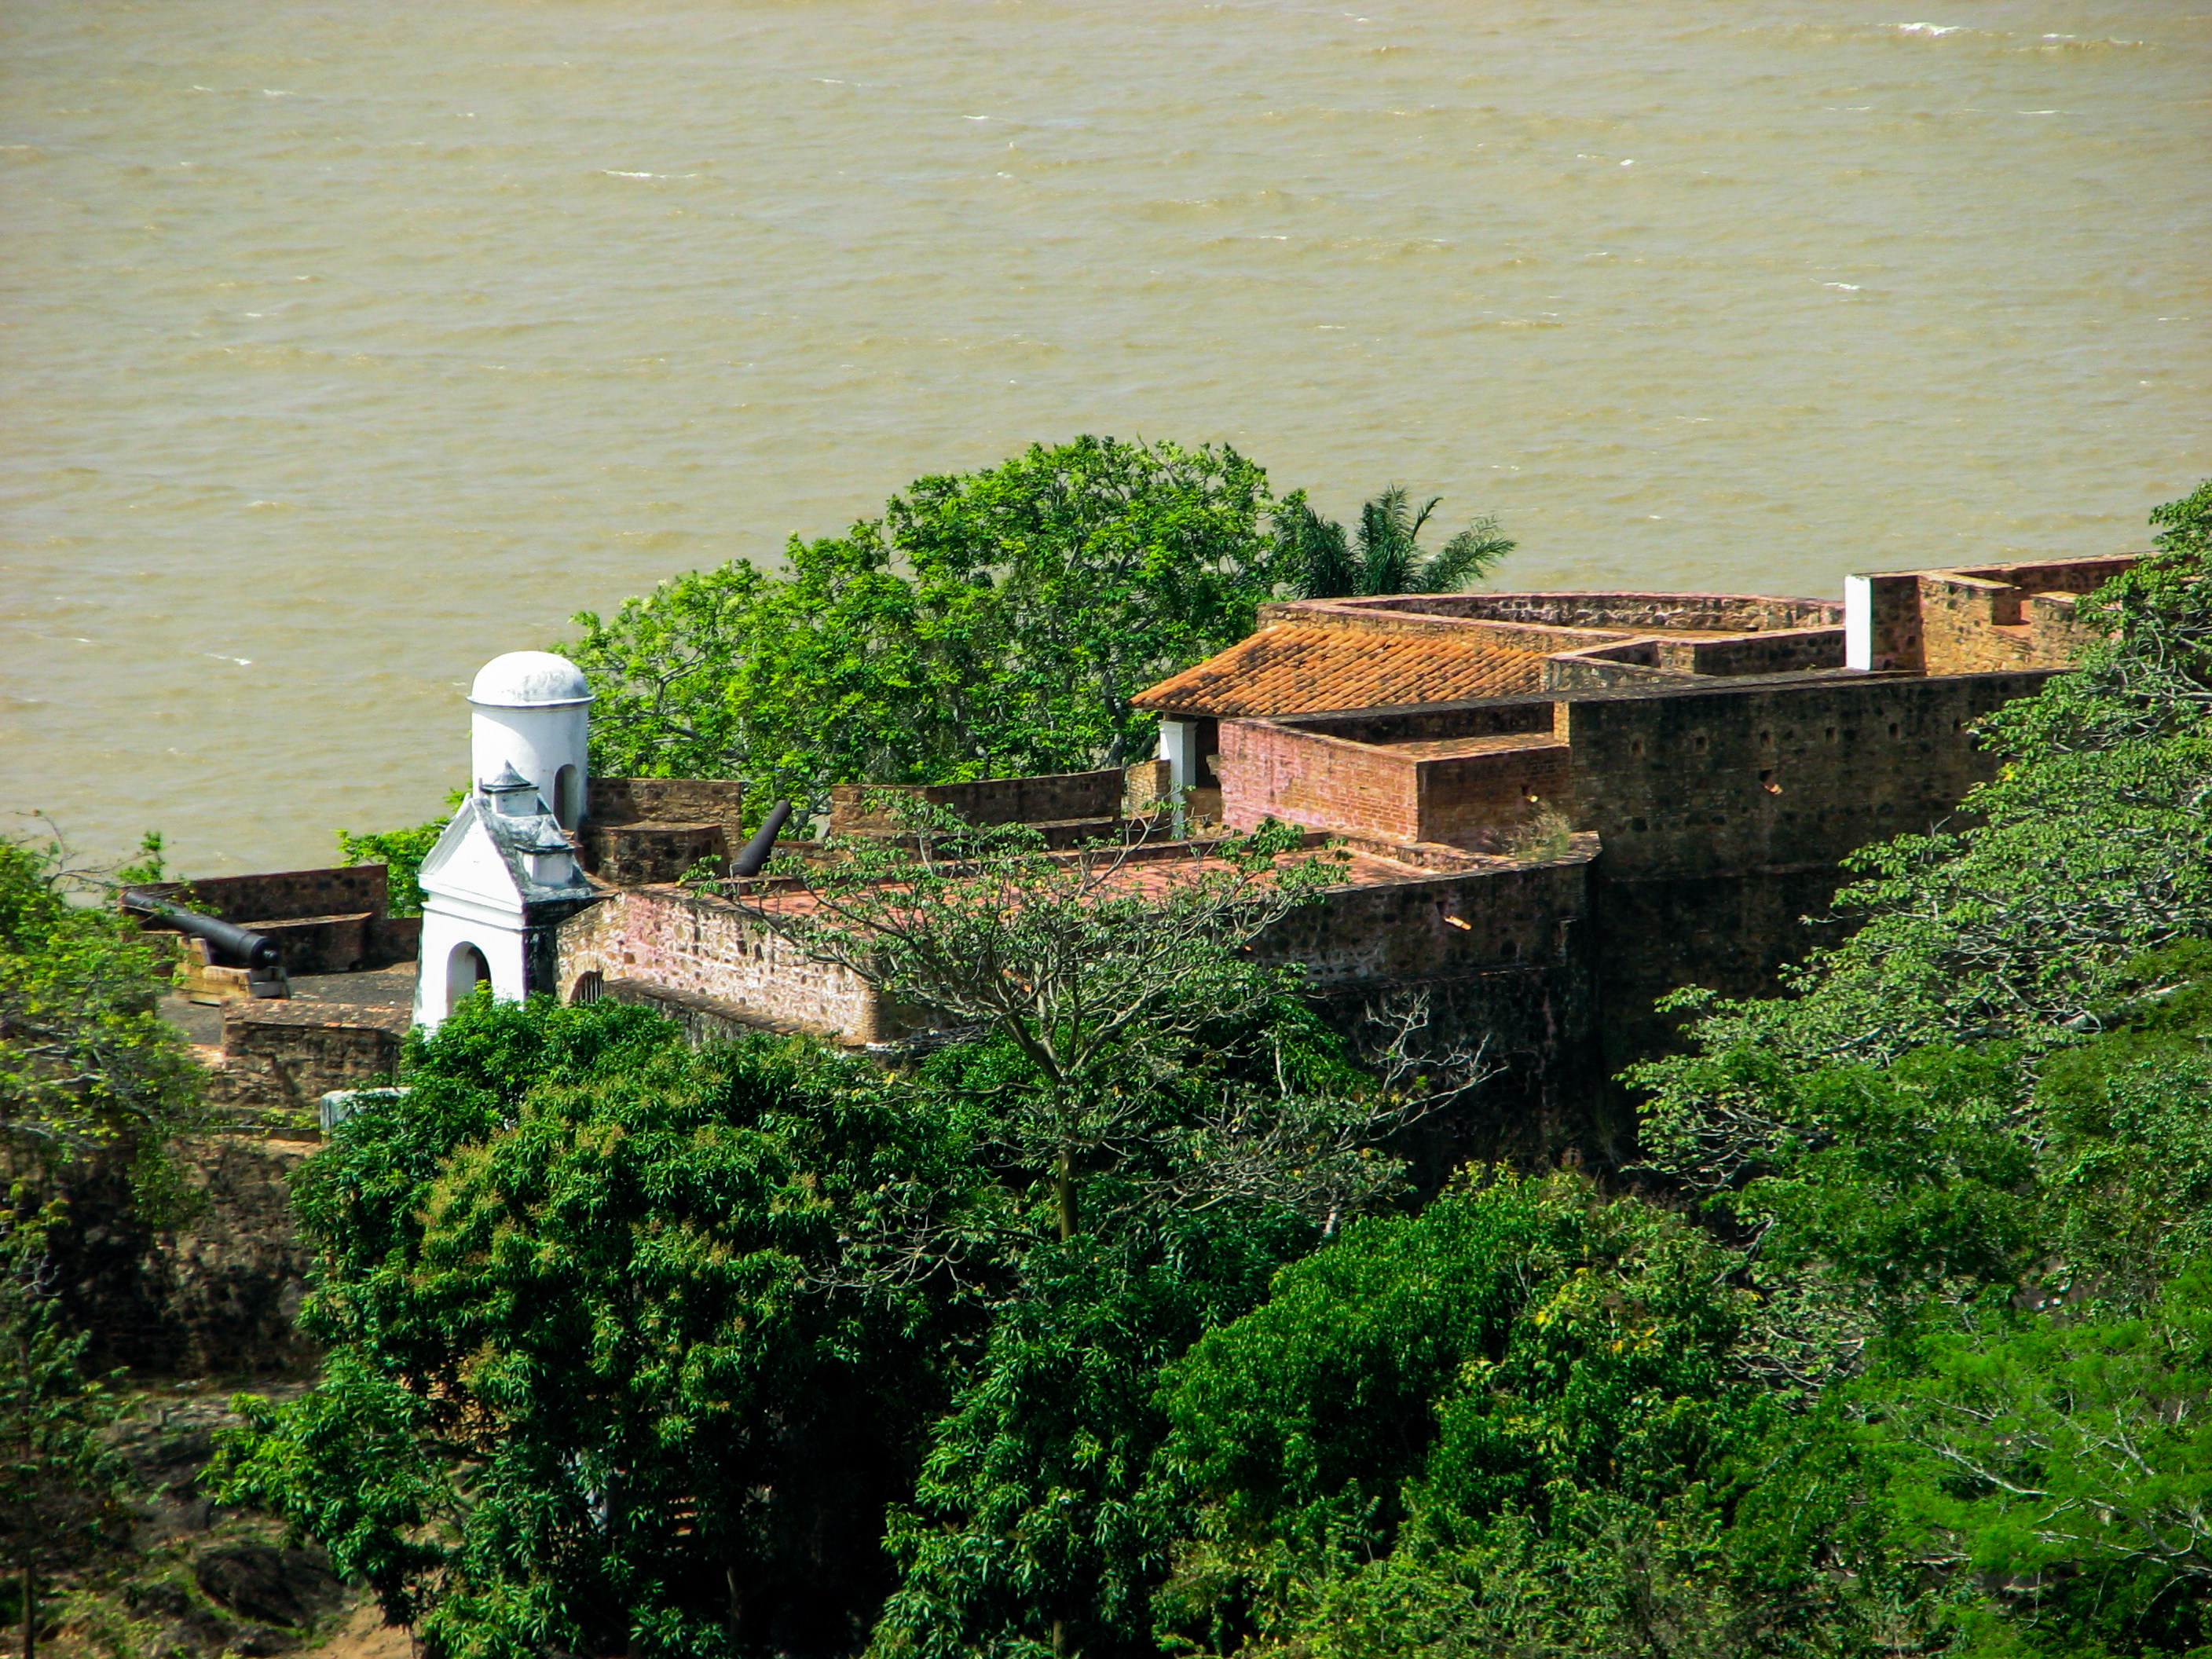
[4,0,2207,872]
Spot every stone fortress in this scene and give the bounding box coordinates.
[130,549,2137,1165]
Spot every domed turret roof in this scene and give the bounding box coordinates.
[468,651,592,709]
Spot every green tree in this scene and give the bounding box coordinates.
[1142,1173,1887,1658]
[0,828,200,1196]
[727,800,1478,1659]
[727,804,1447,1244]
[1861,1263,2212,1657]
[562,436,1290,819]
[0,1199,127,1659]
[221,996,992,1659]
[886,435,1285,770]
[1275,485,1513,601]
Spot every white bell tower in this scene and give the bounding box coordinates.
[469,650,592,828]
[413,651,601,1029]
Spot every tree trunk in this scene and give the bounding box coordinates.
[22,1558,35,1659]
[1054,1148,1078,1241]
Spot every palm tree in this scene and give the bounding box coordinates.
[1277,485,1514,599]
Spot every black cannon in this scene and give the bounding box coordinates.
[123,892,287,986]
[731,800,793,877]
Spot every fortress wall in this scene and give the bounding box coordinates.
[1956,557,2136,595]
[1256,841,1603,1165]
[125,864,391,925]
[1591,864,1853,1071]
[2027,591,2104,663]
[1544,656,1694,692]
[583,821,728,885]
[1919,573,2034,672]
[1657,627,1846,677]
[558,888,882,1043]
[588,777,745,832]
[1558,670,2054,879]
[1284,700,1555,746]
[830,767,1125,832]
[1218,721,1422,841]
[1559,669,2056,1068]
[1414,743,1572,845]
[1262,840,1595,991]
[1316,592,1841,632]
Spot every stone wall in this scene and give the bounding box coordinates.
[124,865,413,974]
[1555,669,2056,1061]
[209,1002,408,1119]
[1277,591,1842,632]
[830,768,1126,832]
[1654,627,1846,677]
[127,865,391,926]
[1555,670,2053,879]
[1849,555,2136,675]
[588,776,746,833]
[558,886,883,1042]
[583,820,728,885]
[40,1134,320,1378]
[1256,838,1602,1164]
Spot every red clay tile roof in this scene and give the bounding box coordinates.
[1133,625,1547,718]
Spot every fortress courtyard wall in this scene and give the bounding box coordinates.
[558,885,883,1045]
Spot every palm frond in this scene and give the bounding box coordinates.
[1278,499,1358,600]
[1415,515,1516,592]
[1357,486,1423,596]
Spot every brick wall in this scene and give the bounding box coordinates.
[1558,670,2053,880]
[1218,721,1422,840]
[830,768,1125,832]
[558,887,883,1042]
[1218,720,1570,849]
[126,865,391,924]
[1414,742,1572,845]
[1282,700,1555,748]
[588,777,745,830]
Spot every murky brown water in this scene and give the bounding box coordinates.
[4,0,2206,874]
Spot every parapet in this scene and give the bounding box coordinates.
[1846,555,2135,674]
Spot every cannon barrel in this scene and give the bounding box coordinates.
[730,800,793,877]
[123,893,284,972]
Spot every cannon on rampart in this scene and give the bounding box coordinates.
[123,892,291,1000]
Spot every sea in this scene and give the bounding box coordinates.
[3,0,2206,874]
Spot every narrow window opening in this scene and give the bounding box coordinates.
[554,764,582,830]
[570,970,605,1005]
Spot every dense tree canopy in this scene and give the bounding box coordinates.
[0,828,198,1193]
[565,437,1290,819]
